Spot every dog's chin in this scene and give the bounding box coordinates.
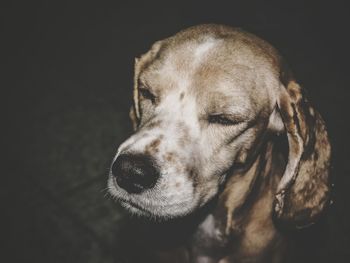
[119,200,154,217]
[119,199,197,221]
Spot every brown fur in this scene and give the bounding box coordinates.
[110,24,332,263]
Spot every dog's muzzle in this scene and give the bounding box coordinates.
[111,154,160,194]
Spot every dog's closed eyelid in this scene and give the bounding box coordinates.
[207,114,246,125]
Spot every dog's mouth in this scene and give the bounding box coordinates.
[108,171,213,219]
[110,177,155,215]
[119,199,154,215]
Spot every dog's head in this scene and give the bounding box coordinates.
[108,25,331,227]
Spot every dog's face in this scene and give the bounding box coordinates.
[108,26,284,219]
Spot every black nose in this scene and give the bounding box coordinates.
[111,154,160,194]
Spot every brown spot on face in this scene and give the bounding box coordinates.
[145,120,162,129]
[185,166,198,186]
[164,152,175,162]
[145,138,162,154]
[179,92,185,100]
[150,138,161,148]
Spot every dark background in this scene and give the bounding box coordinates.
[2,1,350,262]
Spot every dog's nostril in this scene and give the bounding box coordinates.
[111,154,160,194]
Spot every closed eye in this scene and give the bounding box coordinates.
[139,87,156,104]
[208,114,244,126]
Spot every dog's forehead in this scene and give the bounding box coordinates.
[140,38,268,112]
[140,38,221,89]
[144,40,250,87]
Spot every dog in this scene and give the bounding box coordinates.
[108,24,332,263]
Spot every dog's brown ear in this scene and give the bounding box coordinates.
[129,106,138,131]
[272,79,331,228]
[131,40,163,129]
[132,57,142,127]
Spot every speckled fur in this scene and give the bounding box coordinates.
[108,24,332,262]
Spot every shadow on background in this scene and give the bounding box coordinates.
[2,1,349,262]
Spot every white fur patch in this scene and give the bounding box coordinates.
[193,39,217,65]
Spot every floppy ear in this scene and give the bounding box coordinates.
[272,79,332,229]
[129,106,138,131]
[130,41,163,130]
[129,57,142,130]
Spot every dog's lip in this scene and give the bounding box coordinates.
[111,177,153,213]
[120,198,151,213]
[110,176,198,217]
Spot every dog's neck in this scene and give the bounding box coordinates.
[191,135,288,262]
